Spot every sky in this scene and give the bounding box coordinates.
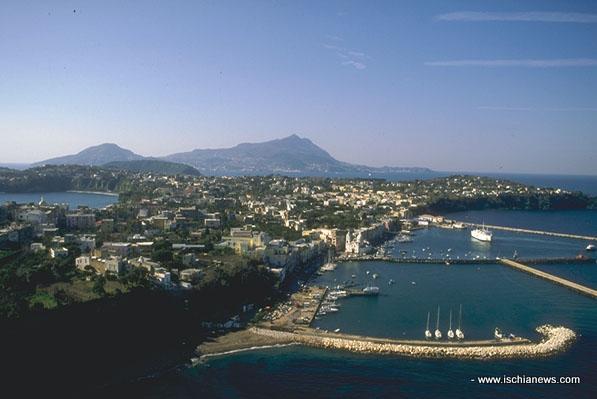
[1,0,596,175]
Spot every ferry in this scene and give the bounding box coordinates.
[471,223,492,242]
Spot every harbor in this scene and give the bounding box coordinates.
[197,217,596,364]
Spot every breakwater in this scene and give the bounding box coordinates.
[336,255,592,265]
[500,259,597,299]
[251,325,576,360]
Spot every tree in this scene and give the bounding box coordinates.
[92,276,106,297]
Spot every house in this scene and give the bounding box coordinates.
[50,247,68,258]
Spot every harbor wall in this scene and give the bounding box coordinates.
[251,325,576,360]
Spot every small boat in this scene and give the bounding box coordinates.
[455,304,464,340]
[425,311,432,339]
[362,286,380,295]
[388,279,395,285]
[434,306,442,339]
[494,327,503,340]
[586,244,596,252]
[334,328,341,333]
[447,309,455,339]
[366,270,370,275]
[372,273,379,279]
[445,261,451,266]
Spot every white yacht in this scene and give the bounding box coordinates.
[586,244,596,252]
[471,223,492,242]
[434,306,442,339]
[425,311,432,339]
[447,309,455,339]
[494,327,503,340]
[455,304,464,340]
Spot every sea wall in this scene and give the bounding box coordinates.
[251,325,576,360]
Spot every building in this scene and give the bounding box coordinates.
[101,242,131,258]
[50,247,69,258]
[220,227,270,255]
[180,268,201,283]
[105,257,127,274]
[66,213,96,230]
[75,255,91,271]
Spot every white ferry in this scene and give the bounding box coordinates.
[471,223,492,242]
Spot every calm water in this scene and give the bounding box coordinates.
[447,209,597,237]
[108,210,597,398]
[0,191,118,209]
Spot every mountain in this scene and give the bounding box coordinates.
[163,134,432,176]
[31,135,432,177]
[103,160,201,176]
[34,143,144,166]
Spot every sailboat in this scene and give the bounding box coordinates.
[434,306,442,339]
[321,249,337,272]
[455,304,464,340]
[447,309,455,339]
[494,327,503,340]
[425,312,432,339]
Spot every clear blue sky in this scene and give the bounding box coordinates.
[1,0,596,174]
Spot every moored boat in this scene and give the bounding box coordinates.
[447,309,455,339]
[471,223,492,242]
[455,304,464,340]
[425,311,432,339]
[434,306,442,339]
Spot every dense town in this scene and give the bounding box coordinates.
[1,168,591,320]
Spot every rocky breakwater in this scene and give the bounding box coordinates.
[252,325,576,360]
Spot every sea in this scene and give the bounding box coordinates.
[0,191,118,209]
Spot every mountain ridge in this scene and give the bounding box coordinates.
[34,135,432,177]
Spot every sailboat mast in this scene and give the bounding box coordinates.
[449,309,452,330]
[458,304,462,329]
[426,312,430,330]
[436,306,440,330]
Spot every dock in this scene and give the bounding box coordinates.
[458,222,597,242]
[500,258,597,299]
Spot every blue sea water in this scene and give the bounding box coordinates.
[0,191,118,209]
[114,210,597,398]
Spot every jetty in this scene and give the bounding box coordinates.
[457,222,597,242]
[500,258,597,299]
[336,254,593,265]
[241,325,575,360]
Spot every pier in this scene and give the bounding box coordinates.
[500,259,597,299]
[457,222,597,242]
[336,254,593,265]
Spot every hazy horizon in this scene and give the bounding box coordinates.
[2,1,596,174]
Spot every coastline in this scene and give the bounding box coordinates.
[67,190,119,197]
